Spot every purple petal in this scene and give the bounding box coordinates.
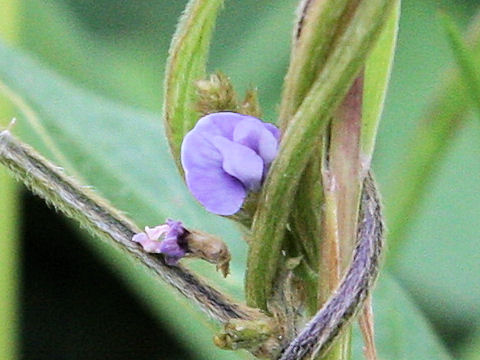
[233,119,279,166]
[165,219,185,239]
[181,129,222,172]
[185,167,246,215]
[159,238,185,257]
[142,240,164,253]
[132,232,149,244]
[160,238,186,265]
[263,122,281,141]
[181,112,280,215]
[181,114,251,215]
[211,136,263,191]
[132,232,163,253]
[192,112,252,140]
[145,225,168,240]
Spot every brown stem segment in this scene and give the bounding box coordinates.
[279,172,384,360]
[359,297,378,360]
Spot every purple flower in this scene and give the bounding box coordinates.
[132,219,187,265]
[181,112,280,215]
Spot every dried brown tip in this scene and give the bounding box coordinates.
[186,230,231,277]
[195,72,239,115]
[240,88,262,118]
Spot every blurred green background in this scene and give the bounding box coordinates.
[0,0,479,359]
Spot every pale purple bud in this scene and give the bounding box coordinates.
[181,112,280,215]
[132,219,187,265]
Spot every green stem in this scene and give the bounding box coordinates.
[280,0,362,285]
[246,0,396,311]
[279,0,357,126]
[319,164,347,360]
[163,0,224,170]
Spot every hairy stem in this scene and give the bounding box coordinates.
[246,0,395,310]
[163,0,223,170]
[279,173,384,360]
[280,0,359,126]
[0,129,261,324]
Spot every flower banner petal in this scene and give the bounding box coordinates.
[211,135,264,191]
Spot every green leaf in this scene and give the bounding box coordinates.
[20,0,164,110]
[352,272,452,360]
[392,120,480,322]
[384,9,480,264]
[361,0,400,163]
[0,2,21,359]
[459,330,480,360]
[0,166,19,360]
[0,39,246,360]
[374,0,480,333]
[0,39,454,360]
[163,0,224,169]
[440,11,480,118]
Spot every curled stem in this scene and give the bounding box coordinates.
[279,173,384,360]
[246,0,395,310]
[0,129,261,323]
